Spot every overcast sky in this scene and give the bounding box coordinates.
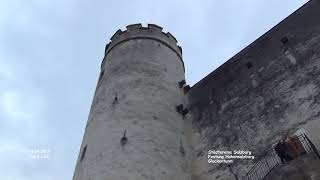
[0,0,308,179]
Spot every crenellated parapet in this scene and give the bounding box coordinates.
[103,23,184,70]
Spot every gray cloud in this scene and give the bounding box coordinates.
[0,0,307,179]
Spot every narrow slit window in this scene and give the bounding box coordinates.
[99,70,105,80]
[80,145,87,161]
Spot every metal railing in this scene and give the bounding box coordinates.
[242,149,280,180]
[301,133,320,159]
[242,133,319,180]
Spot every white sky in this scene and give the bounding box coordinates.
[0,0,308,179]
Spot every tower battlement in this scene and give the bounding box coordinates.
[104,23,182,60]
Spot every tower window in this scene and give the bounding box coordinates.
[246,62,253,69]
[178,80,186,88]
[80,145,87,161]
[99,70,105,81]
[176,104,184,113]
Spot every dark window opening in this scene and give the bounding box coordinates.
[183,85,190,94]
[246,62,253,69]
[176,104,184,113]
[182,108,189,115]
[80,145,87,161]
[178,80,186,88]
[281,37,289,44]
[99,70,105,80]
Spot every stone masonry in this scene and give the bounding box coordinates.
[73,0,320,179]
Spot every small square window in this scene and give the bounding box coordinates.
[246,62,253,69]
[281,37,289,44]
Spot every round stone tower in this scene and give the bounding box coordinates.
[73,24,191,180]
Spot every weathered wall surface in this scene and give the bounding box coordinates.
[73,24,192,180]
[187,0,320,179]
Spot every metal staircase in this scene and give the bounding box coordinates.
[242,133,320,180]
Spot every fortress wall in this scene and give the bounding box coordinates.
[187,0,320,179]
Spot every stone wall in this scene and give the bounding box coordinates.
[73,24,191,180]
[187,0,320,179]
